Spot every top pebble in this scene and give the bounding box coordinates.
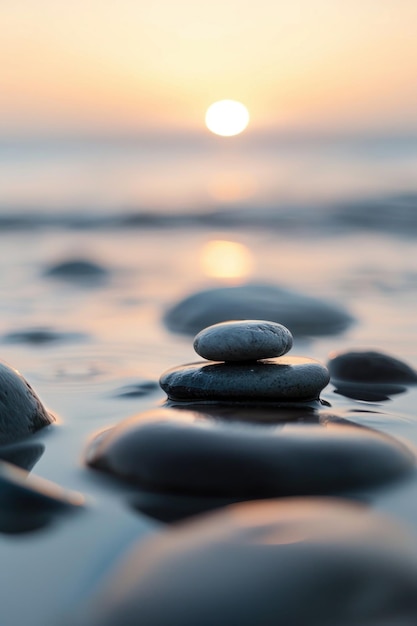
[193,320,293,362]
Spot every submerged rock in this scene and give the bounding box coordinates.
[328,350,417,384]
[86,407,413,498]
[328,350,417,401]
[160,356,330,402]
[164,284,353,337]
[0,460,83,533]
[76,498,417,626]
[0,361,54,445]
[44,258,108,283]
[193,320,293,362]
[3,327,88,346]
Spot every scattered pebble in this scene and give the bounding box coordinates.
[0,360,55,445]
[0,460,84,533]
[3,327,88,346]
[164,283,353,337]
[75,498,417,626]
[86,407,413,497]
[160,356,330,402]
[328,350,417,384]
[193,320,293,362]
[44,258,108,283]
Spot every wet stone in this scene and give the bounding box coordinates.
[328,350,417,384]
[0,360,55,445]
[0,460,84,533]
[75,499,417,626]
[193,320,293,362]
[164,283,354,337]
[86,407,413,498]
[44,258,108,283]
[160,356,330,402]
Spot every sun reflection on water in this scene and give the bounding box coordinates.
[200,239,253,281]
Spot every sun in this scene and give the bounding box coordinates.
[205,100,250,137]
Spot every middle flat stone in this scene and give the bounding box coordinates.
[160,356,330,402]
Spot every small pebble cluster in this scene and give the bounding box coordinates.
[161,320,330,403]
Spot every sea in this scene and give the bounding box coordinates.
[0,131,417,624]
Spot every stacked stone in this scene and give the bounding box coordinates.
[87,319,414,525]
[160,320,330,403]
[78,321,417,626]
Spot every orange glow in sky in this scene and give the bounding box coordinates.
[1,1,417,135]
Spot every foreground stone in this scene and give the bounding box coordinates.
[0,360,55,445]
[160,356,330,402]
[193,320,293,362]
[75,498,417,626]
[86,407,413,497]
[164,283,353,337]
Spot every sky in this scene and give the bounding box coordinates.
[1,0,417,136]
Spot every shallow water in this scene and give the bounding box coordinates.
[1,139,417,623]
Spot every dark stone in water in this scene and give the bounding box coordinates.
[0,360,55,445]
[76,499,417,626]
[114,380,159,399]
[164,283,353,337]
[0,442,44,471]
[132,410,369,524]
[160,356,330,402]
[0,460,84,533]
[3,327,88,345]
[333,382,407,402]
[86,407,413,498]
[328,350,417,384]
[45,258,108,283]
[193,320,293,362]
